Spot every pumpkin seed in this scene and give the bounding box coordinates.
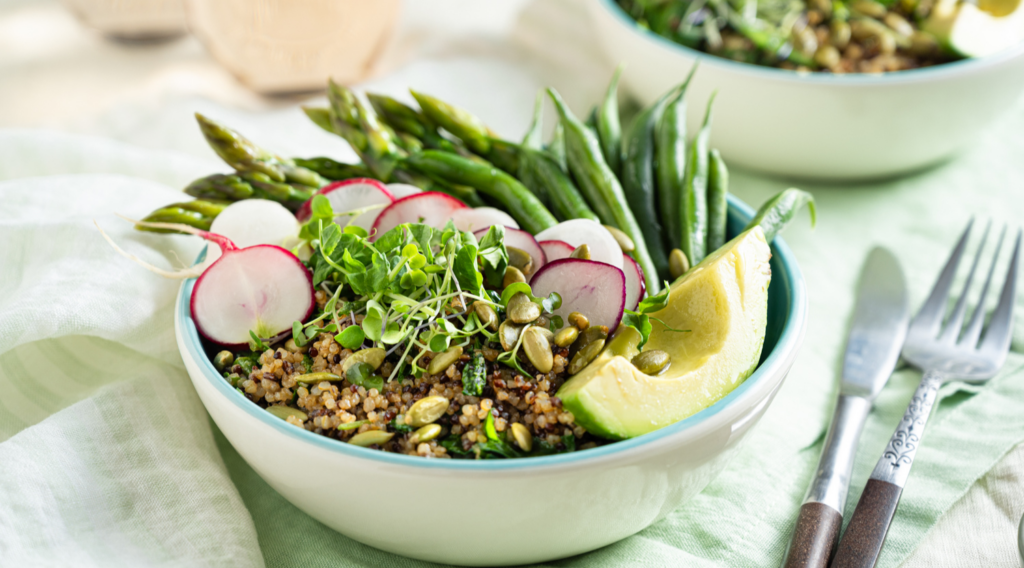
[473,300,499,330]
[631,350,671,375]
[348,430,394,447]
[427,345,463,376]
[569,339,605,374]
[511,423,532,451]
[830,20,852,48]
[669,248,690,279]
[522,327,554,373]
[411,423,442,444]
[341,347,386,373]
[570,325,608,359]
[407,395,450,427]
[568,311,589,330]
[883,12,913,36]
[507,292,541,324]
[266,405,307,421]
[554,326,579,348]
[499,320,525,351]
[814,45,841,69]
[284,339,302,352]
[534,325,555,343]
[294,371,343,384]
[213,350,234,371]
[503,266,526,288]
[602,225,635,253]
[570,244,591,260]
[507,246,534,276]
[851,0,887,17]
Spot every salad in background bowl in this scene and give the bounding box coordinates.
[590,0,1024,180]
[103,76,811,563]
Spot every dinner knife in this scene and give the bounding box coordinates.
[780,247,910,568]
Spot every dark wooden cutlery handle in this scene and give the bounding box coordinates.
[782,502,843,568]
[830,479,903,568]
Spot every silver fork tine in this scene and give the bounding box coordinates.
[979,229,1021,359]
[960,225,1007,347]
[939,221,991,343]
[912,219,974,337]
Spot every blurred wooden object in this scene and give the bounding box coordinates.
[63,0,187,41]
[184,0,401,94]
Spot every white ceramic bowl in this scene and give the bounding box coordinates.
[589,0,1024,181]
[175,198,807,566]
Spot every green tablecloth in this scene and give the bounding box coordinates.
[1,102,1023,567]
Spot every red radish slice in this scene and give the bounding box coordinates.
[371,191,468,238]
[529,259,626,332]
[534,219,623,270]
[296,178,394,232]
[385,183,423,199]
[539,240,574,263]
[207,199,298,263]
[452,207,519,232]
[622,253,646,311]
[474,226,546,277]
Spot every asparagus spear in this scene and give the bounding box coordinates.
[136,199,230,233]
[327,81,403,179]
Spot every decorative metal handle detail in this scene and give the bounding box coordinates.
[870,369,943,487]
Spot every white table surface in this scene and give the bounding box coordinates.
[2,0,1022,565]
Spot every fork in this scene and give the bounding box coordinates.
[830,220,1021,568]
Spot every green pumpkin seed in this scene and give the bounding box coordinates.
[603,225,635,253]
[522,327,554,373]
[507,292,541,324]
[407,395,450,427]
[568,311,589,330]
[503,266,526,288]
[473,300,499,330]
[570,244,591,260]
[631,350,671,375]
[284,339,302,352]
[266,405,307,422]
[348,430,394,447]
[507,246,534,276]
[569,325,608,358]
[213,350,234,371]
[569,339,605,374]
[341,347,386,373]
[554,326,579,348]
[830,20,852,48]
[534,326,555,343]
[669,248,690,280]
[294,371,343,384]
[851,0,887,17]
[427,345,463,376]
[511,423,532,451]
[411,423,442,444]
[499,320,524,351]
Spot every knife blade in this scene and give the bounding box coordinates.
[780,247,910,568]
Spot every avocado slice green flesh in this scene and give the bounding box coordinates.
[924,0,1024,57]
[557,227,772,440]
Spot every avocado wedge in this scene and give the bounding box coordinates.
[558,227,772,440]
[924,0,1024,57]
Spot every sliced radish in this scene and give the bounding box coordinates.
[371,191,468,238]
[385,183,423,199]
[452,207,519,232]
[622,253,646,311]
[296,178,395,231]
[474,226,546,277]
[529,259,626,332]
[207,199,299,263]
[534,219,623,270]
[539,240,574,263]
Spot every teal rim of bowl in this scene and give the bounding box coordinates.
[181,194,806,470]
[598,0,1024,85]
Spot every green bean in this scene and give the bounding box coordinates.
[596,65,624,177]
[654,64,699,253]
[744,188,817,242]
[585,107,599,133]
[522,92,544,150]
[486,137,520,174]
[404,150,557,233]
[517,148,600,223]
[681,93,716,267]
[410,90,492,155]
[547,88,661,293]
[293,157,370,181]
[391,167,487,208]
[706,148,729,252]
[547,121,567,172]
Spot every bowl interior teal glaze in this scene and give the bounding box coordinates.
[179,194,805,470]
